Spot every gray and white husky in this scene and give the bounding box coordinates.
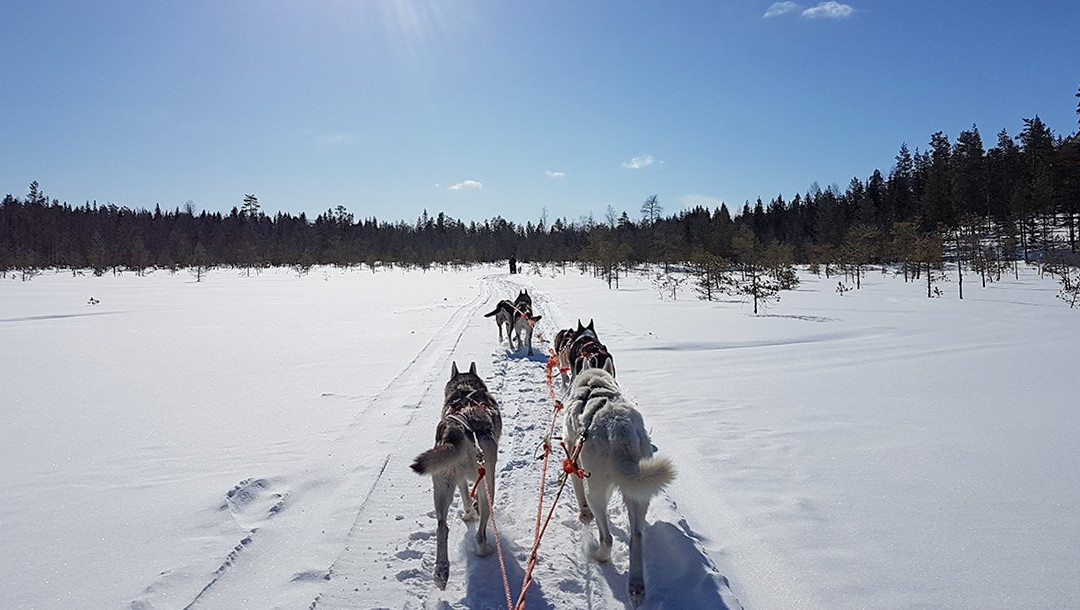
[410,362,502,589]
[564,366,675,606]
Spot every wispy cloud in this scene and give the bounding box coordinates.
[545,170,565,179]
[763,1,799,18]
[314,133,352,144]
[448,179,482,191]
[622,154,655,170]
[802,1,854,19]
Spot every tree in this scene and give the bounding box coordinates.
[987,129,1022,226]
[190,241,209,282]
[728,226,784,313]
[691,250,730,301]
[640,195,662,225]
[840,224,879,289]
[952,125,987,220]
[913,234,945,298]
[1018,116,1056,256]
[888,143,915,221]
[241,194,261,218]
[923,131,955,228]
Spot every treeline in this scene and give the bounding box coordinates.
[3,92,1079,281]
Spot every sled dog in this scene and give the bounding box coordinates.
[566,319,616,381]
[510,289,542,355]
[552,325,579,386]
[483,299,515,344]
[410,362,502,589]
[564,366,675,606]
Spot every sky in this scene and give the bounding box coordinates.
[2,1,1078,225]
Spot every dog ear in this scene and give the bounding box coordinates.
[576,320,583,331]
[602,357,615,377]
[451,361,459,378]
[587,319,595,330]
[469,362,477,375]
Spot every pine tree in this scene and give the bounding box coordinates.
[951,126,987,220]
[923,131,955,229]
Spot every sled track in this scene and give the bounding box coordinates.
[177,278,496,610]
[170,273,739,609]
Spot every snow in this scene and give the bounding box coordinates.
[2,264,1078,609]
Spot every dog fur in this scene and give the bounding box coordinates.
[483,299,515,344]
[552,326,578,385]
[564,366,675,606]
[410,362,502,589]
[565,319,616,382]
[509,290,542,355]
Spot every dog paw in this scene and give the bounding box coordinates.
[590,544,611,563]
[461,500,479,522]
[475,540,493,557]
[578,508,594,524]
[434,563,449,589]
[628,579,646,607]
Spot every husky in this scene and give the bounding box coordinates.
[410,362,502,589]
[566,319,615,381]
[564,366,675,606]
[509,290,542,355]
[551,326,579,386]
[483,299,515,344]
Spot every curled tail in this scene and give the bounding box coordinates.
[618,455,676,501]
[410,438,467,475]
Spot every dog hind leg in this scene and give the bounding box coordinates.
[473,440,498,557]
[432,475,455,588]
[459,480,478,521]
[570,468,593,523]
[585,478,615,562]
[625,495,649,606]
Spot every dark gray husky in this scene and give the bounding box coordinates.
[410,362,502,589]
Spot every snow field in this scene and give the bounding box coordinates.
[3,262,1078,609]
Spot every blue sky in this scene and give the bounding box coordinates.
[2,1,1078,225]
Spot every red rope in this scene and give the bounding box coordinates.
[477,461,514,610]
[469,464,485,498]
[515,351,585,609]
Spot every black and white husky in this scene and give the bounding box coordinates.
[483,299,515,344]
[410,362,502,589]
[509,289,542,355]
[484,290,542,354]
[566,319,615,381]
[564,366,675,606]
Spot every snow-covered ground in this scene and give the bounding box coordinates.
[2,264,1077,609]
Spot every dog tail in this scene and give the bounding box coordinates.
[410,438,467,475]
[483,307,500,318]
[619,455,677,501]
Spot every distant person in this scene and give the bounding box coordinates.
[509,256,517,275]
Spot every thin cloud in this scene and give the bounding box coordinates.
[622,154,655,170]
[314,133,351,144]
[802,1,854,19]
[764,2,800,18]
[545,170,565,179]
[448,180,482,191]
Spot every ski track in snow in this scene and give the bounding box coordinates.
[136,274,740,610]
